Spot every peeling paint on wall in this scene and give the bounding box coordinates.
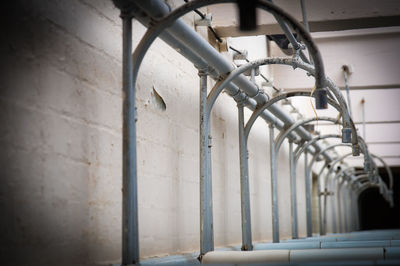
[150,86,167,111]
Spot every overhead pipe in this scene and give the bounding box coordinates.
[342,65,353,117]
[267,0,328,108]
[130,0,336,160]
[114,0,376,261]
[126,0,335,254]
[132,0,327,95]
[212,57,358,153]
[111,1,141,264]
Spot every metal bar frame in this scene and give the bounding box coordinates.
[112,0,395,262]
[289,140,299,239]
[199,68,214,256]
[238,99,253,250]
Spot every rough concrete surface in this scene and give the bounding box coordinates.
[0,0,307,265]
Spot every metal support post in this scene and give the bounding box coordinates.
[343,68,352,117]
[349,186,355,231]
[323,176,329,234]
[317,163,327,235]
[289,141,298,239]
[343,183,349,232]
[361,98,366,140]
[120,11,140,265]
[269,125,280,243]
[337,178,345,233]
[238,102,253,250]
[330,176,338,233]
[305,151,312,237]
[199,69,214,256]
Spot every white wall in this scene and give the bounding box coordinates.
[270,27,400,167]
[0,0,309,265]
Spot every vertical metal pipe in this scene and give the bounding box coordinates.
[343,70,352,117]
[331,177,338,233]
[323,173,328,234]
[269,125,280,243]
[349,187,355,231]
[343,183,349,232]
[337,180,344,233]
[238,103,253,250]
[361,98,366,140]
[121,14,139,265]
[300,0,313,65]
[250,69,256,84]
[300,0,310,32]
[305,151,312,237]
[199,69,214,255]
[317,163,327,235]
[289,141,299,239]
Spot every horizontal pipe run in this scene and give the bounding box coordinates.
[202,250,289,264]
[202,247,391,264]
[130,2,320,151]
[284,234,400,242]
[131,0,333,162]
[255,240,400,250]
[254,242,320,250]
[319,229,400,238]
[321,240,393,249]
[290,248,384,263]
[137,236,400,264]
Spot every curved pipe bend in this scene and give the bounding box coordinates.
[130,1,334,161]
[294,134,341,163]
[131,0,326,99]
[244,91,341,141]
[207,57,356,147]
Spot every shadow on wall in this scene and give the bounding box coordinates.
[0,0,123,265]
[358,167,400,230]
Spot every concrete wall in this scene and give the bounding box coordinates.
[0,0,308,265]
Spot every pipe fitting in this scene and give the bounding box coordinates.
[364,160,371,172]
[352,144,360,156]
[341,128,352,143]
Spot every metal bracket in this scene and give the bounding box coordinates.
[134,107,138,122]
[195,13,212,27]
[197,66,210,77]
[261,77,274,88]
[208,135,212,148]
[236,64,259,76]
[319,189,334,196]
[233,50,248,60]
